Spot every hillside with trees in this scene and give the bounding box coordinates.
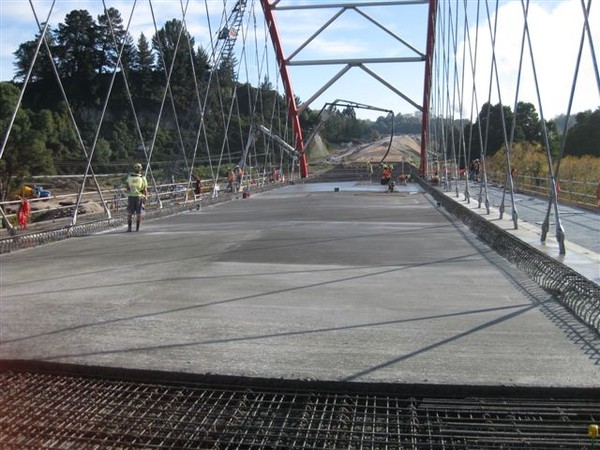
[0,7,598,201]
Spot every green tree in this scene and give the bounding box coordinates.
[13,26,56,82]
[55,10,101,79]
[130,33,156,102]
[30,108,64,164]
[97,7,136,73]
[152,19,200,157]
[93,137,112,165]
[134,33,154,72]
[194,45,210,83]
[0,83,55,200]
[467,102,513,159]
[394,113,421,135]
[260,76,273,91]
[51,104,81,165]
[513,101,541,143]
[322,109,344,142]
[374,114,393,135]
[110,120,137,160]
[152,19,194,78]
[341,106,360,140]
[564,108,600,157]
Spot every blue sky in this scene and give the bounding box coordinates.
[0,0,598,121]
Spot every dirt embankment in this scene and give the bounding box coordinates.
[316,135,421,165]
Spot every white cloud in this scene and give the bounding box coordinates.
[1,0,595,121]
[270,1,430,116]
[0,0,232,80]
[457,0,599,119]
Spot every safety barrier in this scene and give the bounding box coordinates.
[0,202,187,254]
[420,179,600,334]
[0,181,284,255]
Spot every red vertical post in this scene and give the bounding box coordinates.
[420,0,438,178]
[260,0,308,178]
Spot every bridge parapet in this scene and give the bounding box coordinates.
[419,179,599,334]
[0,181,285,255]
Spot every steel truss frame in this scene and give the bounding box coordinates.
[260,0,434,178]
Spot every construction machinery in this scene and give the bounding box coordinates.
[209,0,248,71]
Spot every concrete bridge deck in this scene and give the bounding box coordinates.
[1,181,598,388]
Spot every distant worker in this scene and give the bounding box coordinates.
[17,196,31,230]
[227,170,236,192]
[381,164,392,186]
[388,178,396,193]
[382,164,392,191]
[193,174,202,196]
[596,182,600,207]
[234,165,244,183]
[380,164,395,192]
[398,173,409,185]
[367,161,373,181]
[125,163,148,232]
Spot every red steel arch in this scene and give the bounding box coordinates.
[260,0,433,180]
[260,0,309,178]
[420,0,438,177]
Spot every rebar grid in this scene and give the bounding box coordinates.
[1,370,598,449]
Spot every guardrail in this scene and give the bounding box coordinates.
[0,175,290,253]
[485,172,599,208]
[2,180,221,223]
[0,174,287,232]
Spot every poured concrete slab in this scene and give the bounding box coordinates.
[1,183,598,388]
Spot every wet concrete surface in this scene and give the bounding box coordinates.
[1,182,598,387]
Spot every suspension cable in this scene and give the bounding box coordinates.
[0,1,57,232]
[73,0,150,225]
[519,0,566,253]
[29,1,111,226]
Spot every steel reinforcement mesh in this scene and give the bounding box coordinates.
[1,368,599,449]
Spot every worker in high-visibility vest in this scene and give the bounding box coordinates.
[125,163,148,232]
